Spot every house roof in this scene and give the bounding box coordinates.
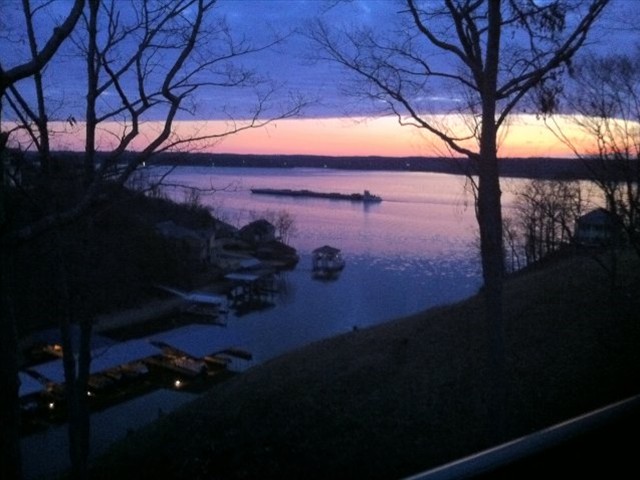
[313,245,341,255]
[213,219,238,237]
[239,219,275,236]
[577,208,615,226]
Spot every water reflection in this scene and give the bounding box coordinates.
[127,167,488,360]
[162,167,478,253]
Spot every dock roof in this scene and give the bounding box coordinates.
[312,245,341,255]
[19,372,46,398]
[225,272,263,282]
[28,339,161,384]
[149,324,244,359]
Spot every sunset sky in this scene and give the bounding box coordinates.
[43,114,585,158]
[2,0,638,159]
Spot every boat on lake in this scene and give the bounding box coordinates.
[250,188,382,203]
[311,245,345,281]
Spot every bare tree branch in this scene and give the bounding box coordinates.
[0,0,85,92]
[2,0,307,247]
[546,50,640,257]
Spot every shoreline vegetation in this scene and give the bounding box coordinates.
[90,248,640,480]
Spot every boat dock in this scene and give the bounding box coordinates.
[225,271,277,312]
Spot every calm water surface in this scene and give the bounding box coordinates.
[162,167,489,363]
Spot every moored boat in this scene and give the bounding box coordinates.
[312,245,346,272]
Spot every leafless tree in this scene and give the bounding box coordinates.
[1,2,85,478]
[502,214,523,272]
[1,1,305,478]
[250,208,298,245]
[504,178,587,268]
[309,0,609,441]
[0,0,85,97]
[547,50,640,258]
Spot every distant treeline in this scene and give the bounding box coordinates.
[38,151,595,180]
[153,152,593,180]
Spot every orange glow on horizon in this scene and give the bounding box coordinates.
[17,114,592,159]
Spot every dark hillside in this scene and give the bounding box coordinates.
[9,183,219,335]
[91,250,640,479]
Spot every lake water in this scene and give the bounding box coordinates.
[161,167,491,363]
[24,167,529,478]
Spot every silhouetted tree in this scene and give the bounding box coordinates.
[1,1,305,479]
[310,0,609,441]
[505,178,587,268]
[250,209,298,245]
[0,3,85,478]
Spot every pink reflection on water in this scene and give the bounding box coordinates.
[163,167,481,256]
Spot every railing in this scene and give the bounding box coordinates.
[404,394,640,480]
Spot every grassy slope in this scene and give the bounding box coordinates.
[91,250,640,480]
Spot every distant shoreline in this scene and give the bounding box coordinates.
[43,150,596,180]
[156,152,593,180]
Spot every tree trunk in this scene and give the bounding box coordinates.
[477,125,507,434]
[0,250,23,480]
[61,320,92,480]
[84,0,99,184]
[478,0,507,443]
[55,231,92,480]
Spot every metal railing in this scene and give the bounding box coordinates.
[404,394,640,480]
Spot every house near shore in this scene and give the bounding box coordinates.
[574,208,621,247]
[155,220,216,264]
[156,216,298,273]
[239,219,276,245]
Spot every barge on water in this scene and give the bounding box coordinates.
[250,188,382,203]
